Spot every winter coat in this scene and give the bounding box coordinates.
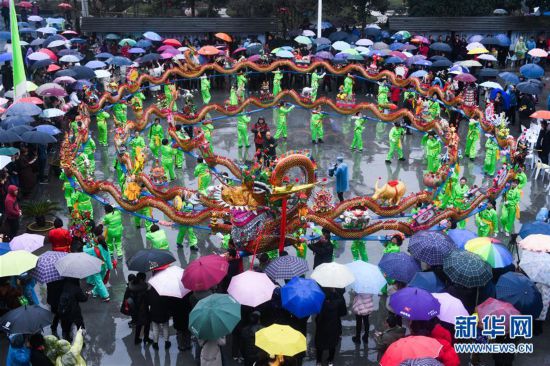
[168,293,192,331]
[251,122,270,145]
[335,163,349,193]
[199,337,226,366]
[352,293,376,316]
[30,348,54,366]
[125,281,149,326]
[48,228,72,253]
[46,280,65,313]
[147,287,170,323]
[58,280,87,323]
[4,185,20,219]
[240,323,264,361]
[314,291,347,350]
[431,324,460,366]
[308,239,333,269]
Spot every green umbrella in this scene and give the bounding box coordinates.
[0,147,20,156]
[342,48,359,56]
[188,294,241,340]
[0,251,38,276]
[119,38,136,47]
[294,35,312,45]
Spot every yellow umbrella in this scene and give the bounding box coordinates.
[255,324,306,357]
[26,81,38,92]
[0,250,38,276]
[468,47,489,55]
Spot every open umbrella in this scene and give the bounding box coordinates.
[432,292,468,324]
[430,42,452,52]
[182,255,229,291]
[275,50,294,59]
[530,110,550,120]
[143,31,162,42]
[528,48,548,58]
[128,249,175,272]
[465,238,512,268]
[84,60,106,69]
[408,231,455,266]
[21,131,56,144]
[68,66,95,80]
[245,42,262,55]
[400,359,443,366]
[332,41,350,51]
[106,56,133,66]
[0,250,38,276]
[96,52,113,59]
[255,324,306,357]
[53,76,76,84]
[136,39,152,48]
[294,35,312,45]
[0,147,20,156]
[148,266,190,298]
[477,297,520,332]
[346,261,386,294]
[189,294,240,340]
[54,252,102,279]
[163,38,182,47]
[40,108,65,118]
[389,287,440,320]
[128,47,145,54]
[315,37,331,46]
[198,46,219,56]
[519,250,550,286]
[443,250,492,288]
[118,38,136,47]
[314,51,334,60]
[94,70,111,79]
[408,272,445,293]
[478,54,498,62]
[0,305,52,334]
[480,81,503,89]
[380,336,443,366]
[33,125,61,136]
[138,53,161,63]
[30,251,66,283]
[460,60,483,68]
[520,222,550,238]
[447,229,477,249]
[6,102,42,116]
[496,272,543,317]
[0,115,34,129]
[517,81,542,95]
[0,130,21,143]
[36,82,65,96]
[520,63,544,79]
[431,59,453,68]
[264,256,308,280]
[281,277,325,318]
[311,262,355,288]
[9,233,45,252]
[355,38,373,47]
[8,125,33,136]
[479,68,499,78]
[379,252,421,283]
[228,270,276,307]
[30,58,52,71]
[0,156,11,170]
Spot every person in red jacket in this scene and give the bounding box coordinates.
[4,185,21,240]
[431,323,460,366]
[48,218,72,253]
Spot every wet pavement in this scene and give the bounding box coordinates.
[3,88,550,365]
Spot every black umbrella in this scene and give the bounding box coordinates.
[0,305,53,334]
[481,36,500,46]
[0,130,22,143]
[30,58,53,71]
[127,249,176,272]
[431,59,453,68]
[429,55,448,61]
[364,28,381,37]
[21,131,57,145]
[429,42,452,52]
[58,49,82,57]
[54,69,77,78]
[69,66,96,80]
[43,34,66,47]
[329,31,349,42]
[479,68,499,78]
[138,53,161,64]
[517,81,542,95]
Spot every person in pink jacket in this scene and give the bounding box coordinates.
[351,292,378,344]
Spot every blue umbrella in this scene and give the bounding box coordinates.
[0,130,22,143]
[275,50,294,59]
[385,56,404,64]
[143,31,162,41]
[107,56,133,66]
[408,272,446,293]
[1,116,34,129]
[479,68,499,78]
[408,231,456,266]
[246,43,263,55]
[84,60,106,69]
[70,38,86,44]
[499,72,520,85]
[364,27,381,37]
[496,272,543,317]
[389,42,404,51]
[429,55,448,61]
[411,70,428,78]
[73,80,92,90]
[347,54,364,61]
[96,52,113,59]
[139,53,160,63]
[58,49,81,57]
[490,89,510,109]
[430,42,452,52]
[319,21,333,29]
[315,37,331,45]
[30,38,45,46]
[431,59,452,68]
[0,53,12,62]
[105,33,120,40]
[414,59,432,67]
[520,63,544,79]
[6,102,42,116]
[128,47,146,54]
[54,69,77,78]
[69,66,96,80]
[316,44,331,52]
[281,277,325,319]
[520,222,550,237]
[496,34,511,47]
[378,252,421,283]
[329,31,349,42]
[136,39,152,48]
[7,125,33,135]
[0,31,10,40]
[447,229,477,249]
[21,131,57,145]
[389,287,440,320]
[0,242,10,255]
[517,80,543,95]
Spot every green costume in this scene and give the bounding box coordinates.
[237,114,251,148]
[134,206,153,231]
[149,123,164,158]
[475,207,498,237]
[272,70,283,96]
[70,120,79,137]
[175,130,186,168]
[176,201,198,248]
[201,77,211,104]
[274,105,295,139]
[377,85,390,111]
[310,112,324,142]
[350,116,366,151]
[164,84,177,111]
[129,135,146,160]
[351,240,368,261]
[146,229,170,250]
[342,76,353,98]
[75,153,93,179]
[229,87,238,106]
[383,243,401,254]
[425,137,442,173]
[112,154,127,188]
[194,162,211,195]
[464,119,480,159]
[516,171,527,190]
[483,138,499,176]
[428,100,440,121]
[386,125,405,161]
[112,103,127,125]
[83,244,112,299]
[130,92,146,110]
[500,186,520,234]
[96,111,110,146]
[311,72,323,101]
[60,171,74,208]
[202,123,214,145]
[160,143,177,181]
[237,74,247,99]
[72,191,93,219]
[104,210,123,257]
[450,180,470,229]
[82,137,96,172]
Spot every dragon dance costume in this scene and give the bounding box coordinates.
[274,104,295,139]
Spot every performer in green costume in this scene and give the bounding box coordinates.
[310,70,325,101]
[422,131,442,173]
[483,137,499,176]
[384,234,403,254]
[500,180,520,236]
[146,224,170,250]
[96,111,110,146]
[229,85,238,106]
[272,69,283,96]
[342,73,354,99]
[350,112,366,151]
[464,118,480,160]
[377,83,390,112]
[175,197,198,250]
[310,108,324,144]
[475,201,498,237]
[60,171,74,209]
[200,75,211,104]
[164,82,177,111]
[237,113,251,148]
[72,190,93,219]
[82,135,96,172]
[450,177,470,229]
[237,72,247,100]
[194,157,211,195]
[351,240,368,261]
[75,152,93,180]
[385,122,406,163]
[112,102,127,126]
[112,149,129,188]
[130,91,146,111]
[129,131,146,160]
[202,122,214,145]
[274,102,295,139]
[160,139,176,181]
[428,99,440,121]
[103,205,124,258]
[516,167,527,191]
[148,118,164,158]
[174,125,186,168]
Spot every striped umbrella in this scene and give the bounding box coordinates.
[264,256,309,280]
[443,251,492,288]
[379,252,421,283]
[408,231,456,265]
[464,238,512,268]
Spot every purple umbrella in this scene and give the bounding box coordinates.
[389,287,440,320]
[128,47,146,54]
[73,80,92,90]
[314,51,334,60]
[378,252,421,283]
[447,229,477,249]
[30,251,67,283]
[408,231,456,266]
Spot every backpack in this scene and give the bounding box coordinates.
[57,291,75,317]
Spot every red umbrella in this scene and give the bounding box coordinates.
[215,32,232,42]
[198,45,219,56]
[530,110,550,120]
[19,97,43,105]
[163,38,182,47]
[248,54,261,62]
[477,298,520,332]
[454,73,477,83]
[58,2,72,9]
[61,30,78,36]
[181,255,229,291]
[380,336,442,366]
[17,1,32,8]
[37,48,58,62]
[47,64,60,73]
[232,47,246,54]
